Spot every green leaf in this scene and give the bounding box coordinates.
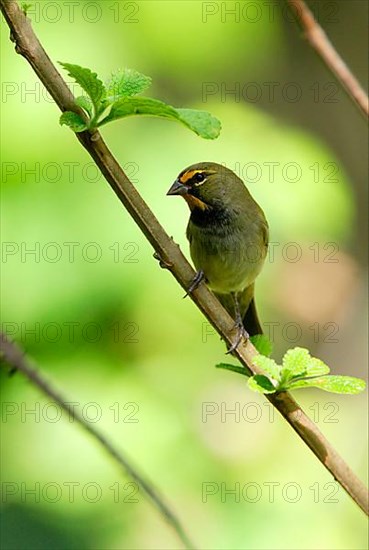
[287,375,366,394]
[75,96,93,117]
[253,355,281,381]
[248,375,276,394]
[282,347,311,379]
[280,349,330,386]
[59,111,88,132]
[100,97,221,139]
[106,69,152,99]
[216,363,250,377]
[250,334,273,357]
[59,63,105,111]
[305,357,330,377]
[175,108,221,139]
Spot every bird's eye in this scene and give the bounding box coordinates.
[193,173,205,184]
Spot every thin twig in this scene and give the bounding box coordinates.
[0,333,195,550]
[286,0,369,119]
[1,0,368,517]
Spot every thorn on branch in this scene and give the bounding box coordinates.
[153,251,173,270]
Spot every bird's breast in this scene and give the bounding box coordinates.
[187,214,267,294]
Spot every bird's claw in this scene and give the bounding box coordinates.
[226,322,249,354]
[183,270,205,298]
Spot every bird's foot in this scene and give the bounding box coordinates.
[226,319,249,354]
[153,251,173,270]
[184,269,205,298]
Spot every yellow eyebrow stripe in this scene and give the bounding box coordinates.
[179,169,205,184]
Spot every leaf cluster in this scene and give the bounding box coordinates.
[59,64,221,139]
[217,341,366,396]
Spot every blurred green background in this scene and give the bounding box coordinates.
[1,1,368,549]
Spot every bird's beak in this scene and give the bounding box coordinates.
[166,179,189,196]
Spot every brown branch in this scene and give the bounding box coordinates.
[0,333,195,550]
[1,0,368,517]
[286,0,369,119]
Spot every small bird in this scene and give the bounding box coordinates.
[167,162,269,351]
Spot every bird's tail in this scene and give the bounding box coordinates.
[215,283,263,336]
[243,297,263,336]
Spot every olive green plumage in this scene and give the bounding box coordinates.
[167,161,268,336]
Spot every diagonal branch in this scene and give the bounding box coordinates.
[286,0,369,119]
[1,0,368,517]
[0,333,196,550]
